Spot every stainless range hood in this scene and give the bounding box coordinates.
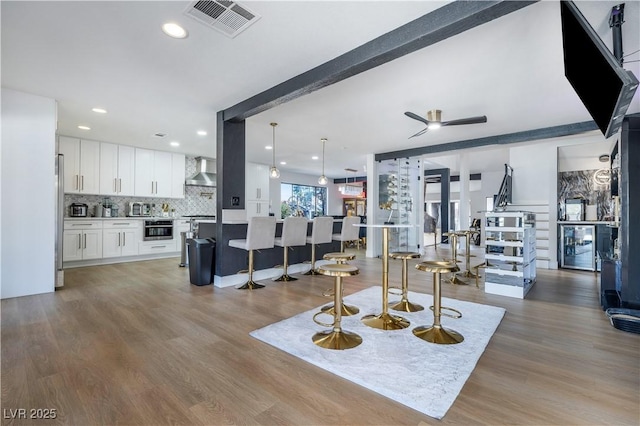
[185,157,216,187]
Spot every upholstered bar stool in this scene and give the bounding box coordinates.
[388,251,424,312]
[228,216,276,290]
[321,252,359,316]
[332,216,361,252]
[312,263,363,350]
[443,231,467,285]
[304,216,334,275]
[273,216,309,282]
[413,260,464,344]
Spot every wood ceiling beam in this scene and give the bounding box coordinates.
[222,1,537,122]
[374,120,599,161]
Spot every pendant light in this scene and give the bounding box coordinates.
[269,122,280,179]
[318,138,328,185]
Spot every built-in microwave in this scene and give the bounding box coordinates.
[143,219,173,241]
[127,202,152,217]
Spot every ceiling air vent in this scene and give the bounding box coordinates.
[184,1,260,38]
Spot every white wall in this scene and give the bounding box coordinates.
[1,88,57,299]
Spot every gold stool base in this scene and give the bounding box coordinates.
[462,270,480,279]
[274,274,298,282]
[236,280,265,290]
[321,304,360,316]
[361,312,410,330]
[304,268,322,275]
[312,329,363,350]
[389,300,424,313]
[413,325,464,344]
[447,274,468,285]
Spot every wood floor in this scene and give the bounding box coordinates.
[2,247,639,425]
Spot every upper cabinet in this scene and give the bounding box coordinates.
[134,148,184,198]
[171,153,186,199]
[246,162,270,218]
[99,143,135,196]
[58,136,185,199]
[59,136,100,194]
[246,162,269,201]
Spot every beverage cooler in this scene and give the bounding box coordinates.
[560,224,596,271]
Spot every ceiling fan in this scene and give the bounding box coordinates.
[404,109,487,138]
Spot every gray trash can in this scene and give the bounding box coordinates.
[187,238,216,286]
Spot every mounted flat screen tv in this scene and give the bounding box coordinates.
[560,1,638,138]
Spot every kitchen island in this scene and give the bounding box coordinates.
[198,219,343,288]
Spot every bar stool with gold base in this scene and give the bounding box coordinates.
[331,216,361,252]
[273,216,309,282]
[443,232,467,285]
[459,230,480,280]
[320,252,359,316]
[304,216,334,275]
[413,260,464,344]
[388,251,424,312]
[312,264,363,350]
[472,262,489,288]
[228,216,277,290]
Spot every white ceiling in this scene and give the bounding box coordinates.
[2,1,639,179]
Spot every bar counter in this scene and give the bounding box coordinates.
[198,219,343,288]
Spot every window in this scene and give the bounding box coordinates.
[280,183,327,219]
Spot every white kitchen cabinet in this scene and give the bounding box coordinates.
[63,220,103,261]
[246,200,269,217]
[59,136,100,194]
[134,148,180,198]
[99,143,135,196]
[246,162,269,200]
[171,153,186,198]
[246,162,270,218]
[138,240,178,255]
[102,220,140,258]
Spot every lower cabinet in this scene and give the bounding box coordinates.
[103,220,140,258]
[246,200,269,218]
[139,239,178,255]
[63,220,103,261]
[64,219,183,265]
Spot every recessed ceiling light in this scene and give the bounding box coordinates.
[92,107,107,114]
[280,161,286,165]
[170,141,180,147]
[78,125,91,130]
[162,22,188,39]
[312,156,319,160]
[197,130,207,136]
[265,145,273,150]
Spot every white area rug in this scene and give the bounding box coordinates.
[250,286,506,419]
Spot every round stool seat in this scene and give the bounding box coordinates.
[317,263,359,277]
[390,251,421,260]
[416,260,459,274]
[323,252,356,263]
[320,254,360,316]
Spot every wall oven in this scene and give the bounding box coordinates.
[143,219,173,241]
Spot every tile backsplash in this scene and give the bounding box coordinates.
[64,156,216,217]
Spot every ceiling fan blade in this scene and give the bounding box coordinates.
[404,111,430,125]
[408,127,429,139]
[441,116,487,126]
